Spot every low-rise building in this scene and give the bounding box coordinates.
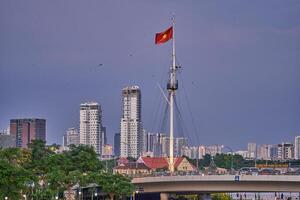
[113,162,151,176]
[137,157,197,172]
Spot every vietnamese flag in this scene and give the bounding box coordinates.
[155,26,173,45]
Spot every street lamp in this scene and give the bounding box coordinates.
[78,191,82,200]
[5,197,8,200]
[222,145,234,174]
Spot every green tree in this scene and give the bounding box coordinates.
[0,159,31,200]
[92,172,134,200]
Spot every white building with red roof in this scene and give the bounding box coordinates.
[137,157,197,172]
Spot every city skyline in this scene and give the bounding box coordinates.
[1,1,300,149]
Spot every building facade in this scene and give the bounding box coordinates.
[80,102,102,155]
[295,136,300,160]
[63,128,80,147]
[114,133,120,157]
[120,86,143,158]
[257,144,269,160]
[10,118,46,148]
[102,144,113,159]
[247,143,257,159]
[175,137,188,157]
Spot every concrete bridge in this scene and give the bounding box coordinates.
[132,175,300,194]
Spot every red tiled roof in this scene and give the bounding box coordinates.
[114,162,150,170]
[174,157,184,168]
[139,157,196,170]
[140,157,169,169]
[117,157,129,165]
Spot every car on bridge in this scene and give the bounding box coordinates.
[239,167,259,175]
[258,168,281,175]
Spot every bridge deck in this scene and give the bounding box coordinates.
[132,175,300,193]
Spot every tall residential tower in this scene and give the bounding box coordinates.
[120,86,143,158]
[80,102,102,155]
[10,118,46,148]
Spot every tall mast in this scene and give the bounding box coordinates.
[168,16,177,172]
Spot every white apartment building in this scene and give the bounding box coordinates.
[63,128,80,147]
[80,102,102,155]
[247,143,257,159]
[120,86,143,158]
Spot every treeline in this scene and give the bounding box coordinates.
[0,140,133,200]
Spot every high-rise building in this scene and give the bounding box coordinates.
[161,135,170,157]
[257,144,269,160]
[142,129,148,153]
[283,143,294,160]
[10,118,46,148]
[102,126,107,145]
[120,86,143,158]
[63,128,79,147]
[247,143,257,159]
[152,133,164,157]
[181,146,198,159]
[269,145,278,160]
[80,102,102,155]
[277,143,294,160]
[175,137,188,157]
[114,133,120,157]
[206,145,223,156]
[295,136,300,160]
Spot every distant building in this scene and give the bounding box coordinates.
[102,144,113,159]
[175,137,188,157]
[63,128,79,147]
[269,145,278,160]
[114,133,120,157]
[80,102,102,155]
[181,146,192,158]
[181,146,199,159]
[142,129,148,153]
[257,144,269,160]
[120,86,143,158]
[113,162,151,176]
[147,132,156,152]
[295,136,300,160]
[10,118,46,148]
[206,145,223,156]
[277,143,294,160]
[153,133,165,157]
[161,135,170,157]
[234,150,248,158]
[247,143,257,159]
[0,135,15,148]
[102,126,107,145]
[0,127,9,135]
[198,145,206,159]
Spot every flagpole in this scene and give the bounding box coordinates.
[169,16,176,173]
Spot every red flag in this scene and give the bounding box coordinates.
[155,26,173,45]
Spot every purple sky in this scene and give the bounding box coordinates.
[1,1,300,150]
